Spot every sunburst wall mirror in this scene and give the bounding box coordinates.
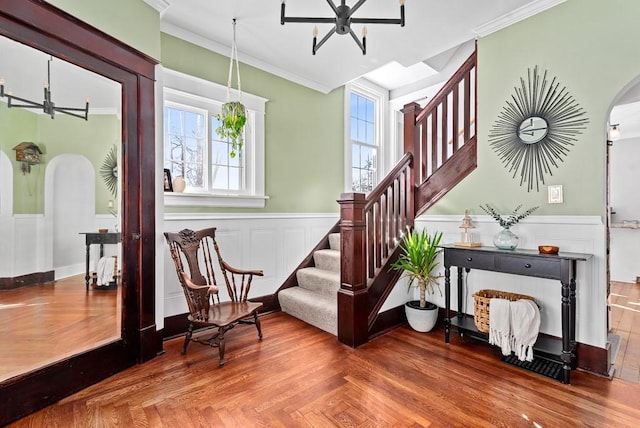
[100,144,118,197]
[488,66,589,192]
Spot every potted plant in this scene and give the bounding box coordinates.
[390,227,443,332]
[479,204,538,250]
[215,101,246,159]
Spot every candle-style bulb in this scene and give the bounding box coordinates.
[313,25,318,38]
[399,0,405,5]
[44,80,49,89]
[0,77,5,85]
[362,26,368,37]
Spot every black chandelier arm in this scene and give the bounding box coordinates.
[313,27,337,55]
[55,104,90,121]
[326,0,340,15]
[282,16,336,24]
[4,93,43,109]
[347,0,368,17]
[348,29,366,55]
[351,17,403,25]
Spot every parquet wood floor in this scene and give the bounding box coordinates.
[0,275,120,382]
[610,281,640,383]
[8,312,640,427]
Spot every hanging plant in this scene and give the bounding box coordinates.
[216,18,246,159]
[216,101,246,158]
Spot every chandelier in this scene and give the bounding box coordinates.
[280,0,406,55]
[0,56,89,120]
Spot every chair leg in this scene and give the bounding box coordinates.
[218,327,226,367]
[253,311,263,339]
[182,323,194,355]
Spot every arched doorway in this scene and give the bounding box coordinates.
[606,79,640,383]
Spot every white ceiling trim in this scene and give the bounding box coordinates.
[474,0,566,37]
[160,22,333,94]
[142,0,170,16]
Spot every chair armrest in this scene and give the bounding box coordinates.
[220,260,264,277]
[180,271,219,295]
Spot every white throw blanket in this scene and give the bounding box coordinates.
[510,299,540,362]
[488,298,512,356]
[96,256,116,286]
[488,298,541,362]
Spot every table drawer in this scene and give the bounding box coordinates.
[445,250,494,270]
[495,255,561,279]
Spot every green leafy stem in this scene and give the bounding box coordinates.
[479,204,539,228]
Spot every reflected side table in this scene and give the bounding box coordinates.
[80,232,121,291]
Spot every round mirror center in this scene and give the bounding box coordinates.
[518,116,549,144]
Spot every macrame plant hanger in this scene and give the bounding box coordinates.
[216,18,247,158]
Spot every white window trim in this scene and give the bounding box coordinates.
[344,79,390,193]
[162,68,269,208]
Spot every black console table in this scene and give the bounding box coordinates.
[80,232,121,291]
[442,244,591,384]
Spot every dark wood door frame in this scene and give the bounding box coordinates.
[0,1,160,424]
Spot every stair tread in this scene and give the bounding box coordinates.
[312,249,340,273]
[315,248,340,255]
[278,286,337,335]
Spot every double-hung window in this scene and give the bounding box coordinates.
[346,80,388,194]
[163,69,267,208]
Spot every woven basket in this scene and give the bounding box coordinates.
[472,289,535,333]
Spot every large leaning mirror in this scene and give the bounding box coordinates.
[0,34,123,382]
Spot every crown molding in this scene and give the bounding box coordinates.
[160,22,332,94]
[474,0,566,37]
[142,0,170,17]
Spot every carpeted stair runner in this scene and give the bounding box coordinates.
[278,233,340,335]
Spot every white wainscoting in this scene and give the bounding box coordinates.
[415,215,607,349]
[161,213,339,320]
[4,214,121,279]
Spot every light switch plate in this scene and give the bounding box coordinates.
[548,185,563,204]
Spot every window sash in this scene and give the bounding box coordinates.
[162,68,268,208]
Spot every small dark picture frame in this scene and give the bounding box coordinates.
[163,168,173,192]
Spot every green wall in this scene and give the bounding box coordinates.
[46,0,160,59]
[161,33,345,213]
[0,104,38,213]
[426,0,640,218]
[1,106,120,214]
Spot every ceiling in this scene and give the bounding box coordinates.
[0,0,563,113]
[157,0,562,95]
[0,35,121,115]
[3,0,639,137]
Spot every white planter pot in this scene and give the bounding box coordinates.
[405,300,438,332]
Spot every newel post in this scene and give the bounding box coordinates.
[337,192,368,347]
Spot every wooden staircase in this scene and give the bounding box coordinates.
[276,51,477,346]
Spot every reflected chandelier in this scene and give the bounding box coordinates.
[0,56,89,120]
[280,0,406,55]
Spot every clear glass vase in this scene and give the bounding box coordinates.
[493,227,519,250]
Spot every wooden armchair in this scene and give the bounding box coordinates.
[164,227,264,366]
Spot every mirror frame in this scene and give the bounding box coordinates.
[0,1,159,424]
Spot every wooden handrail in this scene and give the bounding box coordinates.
[407,50,477,187]
[416,51,477,124]
[364,152,413,212]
